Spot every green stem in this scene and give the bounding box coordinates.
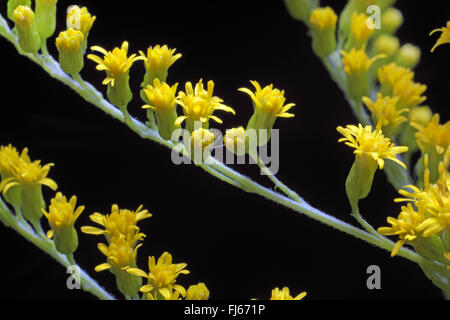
[350,199,385,240]
[0,198,115,300]
[249,151,304,203]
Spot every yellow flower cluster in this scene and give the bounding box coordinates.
[379,156,450,263]
[127,252,190,300]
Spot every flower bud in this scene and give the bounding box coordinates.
[188,128,215,163]
[7,0,31,21]
[66,5,96,52]
[12,5,41,53]
[284,0,318,24]
[56,29,85,75]
[372,34,400,59]
[309,7,338,58]
[395,43,421,69]
[186,283,210,300]
[35,0,58,41]
[381,7,403,34]
[224,127,247,156]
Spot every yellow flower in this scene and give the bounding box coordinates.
[377,63,427,108]
[347,12,375,49]
[0,145,30,178]
[341,47,384,76]
[186,283,210,300]
[414,114,450,156]
[0,158,57,193]
[430,21,450,53]
[309,7,338,58]
[55,29,85,75]
[309,7,337,30]
[175,80,235,130]
[224,126,247,155]
[66,5,96,36]
[142,79,179,140]
[126,252,190,300]
[142,79,178,113]
[42,192,84,254]
[362,93,408,135]
[190,128,215,151]
[12,5,41,53]
[378,203,426,256]
[95,235,142,272]
[42,192,84,238]
[395,157,450,238]
[409,106,432,128]
[88,41,143,87]
[239,81,295,119]
[56,29,84,52]
[140,45,182,82]
[337,124,408,170]
[391,77,427,109]
[270,287,307,300]
[81,204,151,245]
[378,63,413,89]
[341,48,385,100]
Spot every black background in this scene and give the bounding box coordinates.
[0,0,449,300]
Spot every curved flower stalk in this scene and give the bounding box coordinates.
[0,2,449,299]
[285,1,450,297]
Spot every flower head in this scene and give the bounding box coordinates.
[142,79,178,113]
[337,124,408,170]
[66,5,96,36]
[87,41,143,87]
[341,47,384,76]
[430,21,450,52]
[42,192,84,238]
[175,80,234,129]
[95,235,142,272]
[348,12,375,48]
[378,203,426,256]
[391,77,427,109]
[186,283,210,300]
[0,158,57,194]
[82,204,151,245]
[224,127,247,155]
[309,7,337,30]
[239,81,295,118]
[378,63,414,89]
[56,28,84,52]
[13,4,34,29]
[0,145,30,178]
[56,29,85,75]
[12,5,41,53]
[190,128,215,151]
[362,93,408,135]
[270,287,307,300]
[414,114,450,156]
[309,7,338,58]
[140,45,181,82]
[127,252,190,300]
